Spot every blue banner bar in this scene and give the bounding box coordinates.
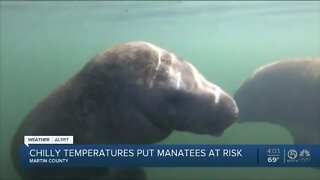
[20,144,320,167]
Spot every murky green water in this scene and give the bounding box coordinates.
[1,1,319,179]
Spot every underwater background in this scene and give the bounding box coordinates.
[1,1,319,179]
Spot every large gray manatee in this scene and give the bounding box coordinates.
[234,58,320,144]
[12,41,238,180]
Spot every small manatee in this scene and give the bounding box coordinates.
[234,58,320,144]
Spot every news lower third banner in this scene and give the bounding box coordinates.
[20,136,320,168]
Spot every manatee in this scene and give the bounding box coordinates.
[234,58,320,144]
[11,41,238,180]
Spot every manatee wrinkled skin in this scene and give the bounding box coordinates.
[234,58,320,144]
[12,41,238,180]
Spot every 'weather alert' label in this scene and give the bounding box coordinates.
[24,136,73,147]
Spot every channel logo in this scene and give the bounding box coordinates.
[286,149,311,163]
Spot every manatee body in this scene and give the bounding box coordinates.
[234,58,320,144]
[12,41,238,180]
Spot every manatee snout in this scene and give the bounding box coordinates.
[233,83,254,123]
[201,90,239,136]
[170,71,239,136]
[216,92,239,133]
